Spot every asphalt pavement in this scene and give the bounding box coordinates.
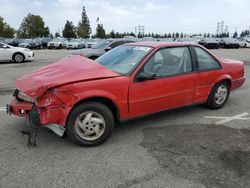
[0,49,250,188]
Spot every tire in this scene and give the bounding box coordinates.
[13,53,25,63]
[206,81,230,109]
[58,44,62,49]
[89,56,98,60]
[66,102,115,146]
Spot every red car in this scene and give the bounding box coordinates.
[7,42,245,146]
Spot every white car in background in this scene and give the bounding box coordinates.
[47,37,68,49]
[66,39,85,49]
[0,42,34,63]
[237,37,250,48]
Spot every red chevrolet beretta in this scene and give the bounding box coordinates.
[7,42,245,146]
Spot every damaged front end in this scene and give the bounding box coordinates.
[8,89,67,137]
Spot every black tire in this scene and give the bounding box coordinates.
[206,81,230,109]
[58,44,62,49]
[13,53,25,63]
[88,56,98,60]
[66,102,115,146]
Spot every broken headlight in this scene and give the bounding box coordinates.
[17,91,36,103]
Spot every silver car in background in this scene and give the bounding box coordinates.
[71,39,135,60]
[47,37,68,49]
[67,39,85,49]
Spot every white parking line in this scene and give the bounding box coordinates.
[0,106,6,112]
[205,112,250,125]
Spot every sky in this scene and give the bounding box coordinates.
[0,0,250,36]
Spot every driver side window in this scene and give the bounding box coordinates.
[0,43,4,48]
[143,47,192,77]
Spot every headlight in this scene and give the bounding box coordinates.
[17,91,36,103]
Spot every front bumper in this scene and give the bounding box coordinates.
[8,98,66,136]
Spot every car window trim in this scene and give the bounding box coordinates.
[191,46,222,72]
[134,45,196,82]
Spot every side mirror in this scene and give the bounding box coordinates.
[137,72,157,82]
[104,46,112,52]
[3,45,9,49]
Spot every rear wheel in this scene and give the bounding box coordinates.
[66,102,115,146]
[207,81,230,109]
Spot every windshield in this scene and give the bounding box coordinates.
[32,38,41,42]
[96,45,153,75]
[52,38,64,42]
[22,39,32,43]
[93,41,111,49]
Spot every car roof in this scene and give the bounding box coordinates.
[125,41,199,48]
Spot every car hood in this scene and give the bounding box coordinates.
[71,48,103,56]
[16,55,120,98]
[11,46,30,51]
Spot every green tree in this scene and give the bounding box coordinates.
[76,6,91,38]
[55,32,60,37]
[17,14,49,38]
[109,30,115,38]
[233,31,238,38]
[175,32,179,38]
[0,16,15,37]
[180,32,184,38]
[62,20,76,39]
[96,24,106,38]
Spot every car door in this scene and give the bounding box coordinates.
[192,46,222,103]
[0,43,12,60]
[129,46,197,118]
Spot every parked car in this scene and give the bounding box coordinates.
[71,39,135,60]
[47,37,68,49]
[176,37,197,44]
[30,37,52,49]
[237,37,250,48]
[85,38,100,48]
[0,37,5,42]
[19,39,32,48]
[199,38,219,49]
[7,42,245,146]
[67,39,85,49]
[4,38,22,47]
[0,42,34,63]
[219,38,239,48]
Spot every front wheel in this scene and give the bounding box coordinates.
[13,53,24,63]
[207,81,230,109]
[66,102,115,146]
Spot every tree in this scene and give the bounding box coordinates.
[96,24,106,38]
[17,14,50,38]
[0,16,15,37]
[55,32,60,37]
[175,32,179,38]
[233,31,238,38]
[180,32,184,38]
[62,20,76,39]
[109,30,115,38]
[76,6,91,38]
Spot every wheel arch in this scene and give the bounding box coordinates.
[12,52,25,61]
[213,74,232,89]
[69,96,121,123]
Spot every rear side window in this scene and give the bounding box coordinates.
[194,47,220,71]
